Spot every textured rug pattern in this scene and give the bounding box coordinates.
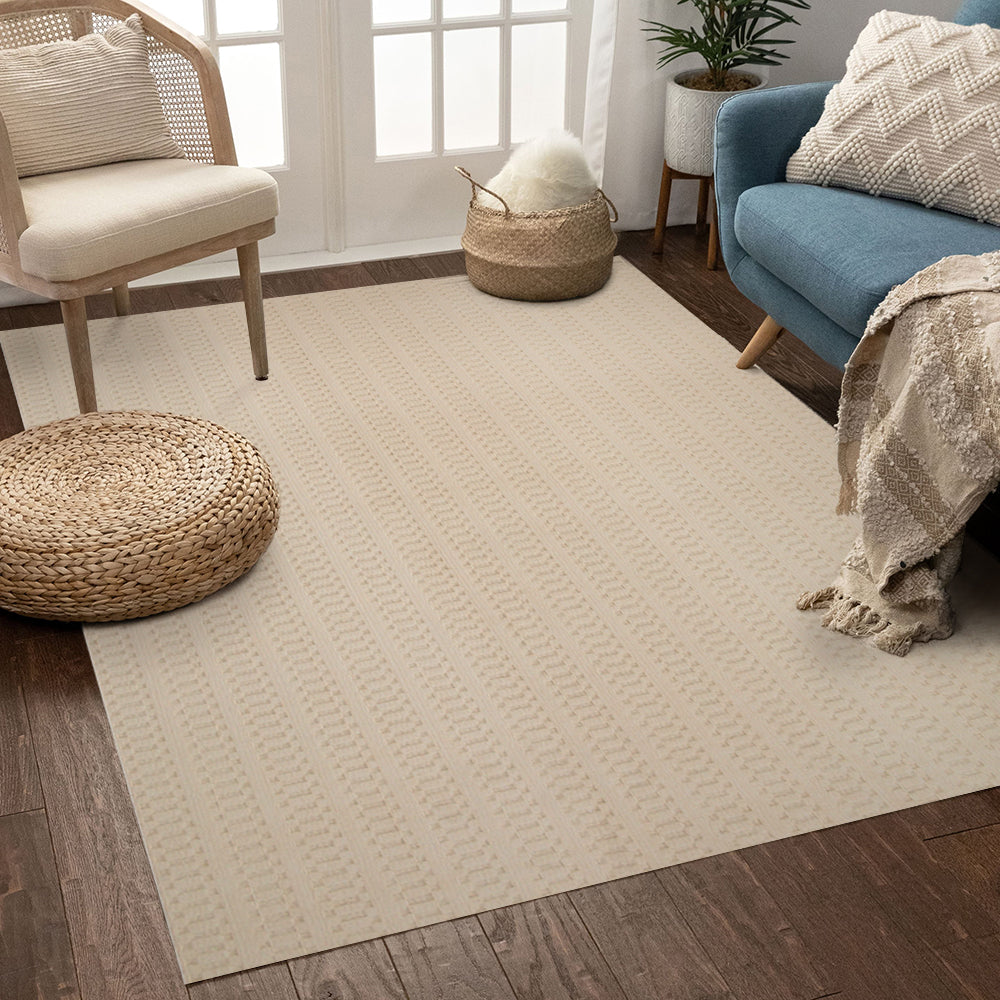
[3,261,999,983]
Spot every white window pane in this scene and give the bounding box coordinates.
[216,0,278,34]
[372,0,430,24]
[219,43,285,167]
[146,0,204,35]
[512,0,567,11]
[374,33,433,156]
[443,0,500,16]
[444,28,499,150]
[511,22,566,143]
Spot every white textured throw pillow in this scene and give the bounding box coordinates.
[786,11,1000,224]
[0,13,182,178]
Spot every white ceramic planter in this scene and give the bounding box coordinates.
[663,68,765,176]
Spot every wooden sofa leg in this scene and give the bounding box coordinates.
[237,242,268,380]
[736,315,785,369]
[60,298,98,413]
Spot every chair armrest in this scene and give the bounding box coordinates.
[129,0,239,165]
[714,81,834,275]
[0,111,28,268]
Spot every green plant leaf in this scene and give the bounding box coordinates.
[643,0,810,86]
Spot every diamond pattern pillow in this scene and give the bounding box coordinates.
[786,10,1000,225]
[0,14,182,178]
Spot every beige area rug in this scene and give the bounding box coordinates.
[4,259,1000,983]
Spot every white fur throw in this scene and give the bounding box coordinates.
[479,131,598,213]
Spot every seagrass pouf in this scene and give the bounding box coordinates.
[0,410,279,622]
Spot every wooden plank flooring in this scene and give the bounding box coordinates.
[1,227,999,999]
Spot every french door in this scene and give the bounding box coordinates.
[146,1,594,256]
[146,0,327,256]
[335,0,594,250]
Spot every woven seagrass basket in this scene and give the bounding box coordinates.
[457,167,619,302]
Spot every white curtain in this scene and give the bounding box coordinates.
[582,0,703,230]
[580,0,944,232]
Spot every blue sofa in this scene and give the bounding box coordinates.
[714,0,1000,371]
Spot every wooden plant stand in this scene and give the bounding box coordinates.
[651,160,721,270]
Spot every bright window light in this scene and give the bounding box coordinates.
[444,28,500,149]
[374,33,433,156]
[146,0,204,35]
[216,0,278,34]
[372,0,431,24]
[512,0,567,11]
[219,43,285,167]
[443,0,500,16]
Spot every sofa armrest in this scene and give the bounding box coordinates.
[714,81,834,276]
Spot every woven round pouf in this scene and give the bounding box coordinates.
[0,410,279,622]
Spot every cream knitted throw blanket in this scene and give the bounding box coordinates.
[799,253,1000,656]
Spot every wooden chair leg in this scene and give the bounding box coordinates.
[736,315,785,370]
[60,298,97,412]
[111,283,130,316]
[652,160,672,254]
[696,177,710,234]
[237,242,268,380]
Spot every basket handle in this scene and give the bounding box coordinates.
[456,165,620,223]
[598,188,620,224]
[455,166,511,215]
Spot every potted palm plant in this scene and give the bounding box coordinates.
[645,0,811,175]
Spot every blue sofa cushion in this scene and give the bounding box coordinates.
[734,183,1000,336]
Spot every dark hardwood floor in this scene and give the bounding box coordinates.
[1,227,999,1000]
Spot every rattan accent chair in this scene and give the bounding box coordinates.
[0,0,279,412]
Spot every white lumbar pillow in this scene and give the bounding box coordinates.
[479,130,598,213]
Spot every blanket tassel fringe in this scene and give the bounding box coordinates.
[796,588,918,656]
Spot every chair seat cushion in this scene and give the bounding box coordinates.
[734,183,1000,335]
[18,159,279,282]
